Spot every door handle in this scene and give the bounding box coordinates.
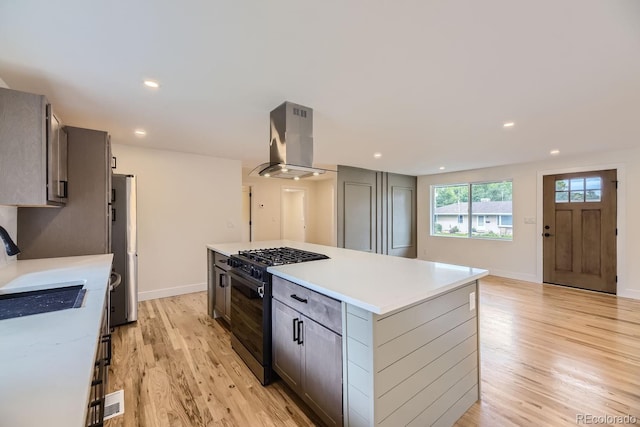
[292,318,298,342]
[543,233,554,237]
[297,319,303,345]
[290,294,308,303]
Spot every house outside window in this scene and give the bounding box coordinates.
[431,180,513,240]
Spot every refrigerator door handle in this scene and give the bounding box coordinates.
[109,271,122,292]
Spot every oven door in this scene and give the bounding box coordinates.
[228,269,266,366]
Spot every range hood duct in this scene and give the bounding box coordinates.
[250,101,331,179]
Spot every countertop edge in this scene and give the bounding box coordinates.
[268,268,489,315]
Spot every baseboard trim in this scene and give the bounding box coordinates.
[138,282,206,301]
[487,269,538,283]
[618,288,640,301]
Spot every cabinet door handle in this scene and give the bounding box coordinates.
[290,294,308,303]
[60,180,68,198]
[292,318,298,342]
[219,273,226,288]
[102,333,112,366]
[297,319,303,345]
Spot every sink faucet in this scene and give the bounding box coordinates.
[0,226,20,256]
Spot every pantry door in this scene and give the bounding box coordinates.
[542,169,617,293]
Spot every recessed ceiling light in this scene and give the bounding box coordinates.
[550,149,560,155]
[503,122,515,128]
[439,166,446,170]
[293,176,300,181]
[264,173,271,178]
[281,167,289,173]
[312,172,319,176]
[143,80,159,88]
[134,129,147,136]
[373,152,382,159]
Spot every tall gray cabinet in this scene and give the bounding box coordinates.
[337,165,417,258]
[17,127,112,259]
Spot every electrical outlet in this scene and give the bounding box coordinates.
[469,292,476,311]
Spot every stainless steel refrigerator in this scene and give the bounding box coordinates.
[110,174,138,327]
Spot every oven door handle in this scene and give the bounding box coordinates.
[228,270,265,298]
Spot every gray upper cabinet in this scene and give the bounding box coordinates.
[337,165,417,258]
[17,126,111,259]
[0,87,68,206]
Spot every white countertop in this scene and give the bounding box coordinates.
[207,241,488,315]
[0,254,113,427]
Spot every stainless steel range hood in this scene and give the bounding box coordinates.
[250,101,332,179]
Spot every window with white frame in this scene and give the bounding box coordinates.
[431,180,513,240]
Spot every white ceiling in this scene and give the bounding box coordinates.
[1,0,639,176]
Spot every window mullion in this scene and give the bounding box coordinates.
[468,183,472,238]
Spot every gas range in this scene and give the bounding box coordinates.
[228,247,329,283]
[226,246,329,385]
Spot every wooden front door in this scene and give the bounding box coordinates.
[542,169,617,293]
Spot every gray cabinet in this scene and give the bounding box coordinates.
[272,276,343,426]
[208,250,231,323]
[0,87,68,206]
[272,300,303,388]
[337,165,417,258]
[17,127,111,259]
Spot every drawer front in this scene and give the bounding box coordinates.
[272,276,342,335]
[214,252,230,271]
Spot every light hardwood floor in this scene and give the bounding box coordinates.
[105,277,640,426]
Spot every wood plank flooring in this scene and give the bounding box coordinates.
[106,277,640,427]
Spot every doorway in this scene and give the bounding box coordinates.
[542,169,617,293]
[281,188,307,242]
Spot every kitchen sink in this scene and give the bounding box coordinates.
[0,283,86,320]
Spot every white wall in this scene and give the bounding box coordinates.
[417,146,640,300]
[0,76,18,269]
[314,178,337,246]
[112,144,242,300]
[242,169,337,246]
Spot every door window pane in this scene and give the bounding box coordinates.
[570,178,584,191]
[556,191,569,203]
[555,180,569,191]
[586,190,601,202]
[585,177,601,190]
[570,191,585,202]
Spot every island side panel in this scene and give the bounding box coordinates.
[344,303,376,426]
[344,281,479,427]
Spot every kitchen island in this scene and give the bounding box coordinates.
[207,240,488,426]
[0,254,113,427]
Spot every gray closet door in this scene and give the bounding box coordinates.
[337,165,380,253]
[386,173,417,258]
